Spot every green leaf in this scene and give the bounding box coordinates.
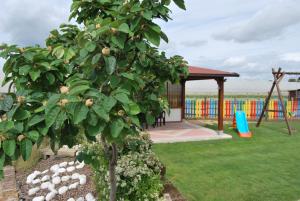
[160,31,169,43]
[46,73,55,85]
[19,65,31,75]
[111,35,126,49]
[128,102,141,115]
[38,127,49,136]
[121,73,135,80]
[110,119,124,138]
[86,122,105,136]
[130,116,141,127]
[87,111,98,126]
[102,96,117,112]
[0,153,5,170]
[14,109,31,120]
[26,131,39,142]
[118,23,130,33]
[69,85,90,96]
[0,95,13,111]
[114,93,130,104]
[0,121,14,132]
[28,115,44,127]
[173,0,186,10]
[53,46,65,59]
[29,69,41,81]
[3,140,16,157]
[105,56,116,75]
[85,41,96,52]
[20,139,32,161]
[92,53,101,65]
[92,105,110,122]
[135,42,146,52]
[142,10,153,20]
[74,104,89,124]
[45,106,60,127]
[23,52,34,61]
[145,29,160,46]
[65,48,76,61]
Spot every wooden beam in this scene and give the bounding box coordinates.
[257,68,281,127]
[217,78,225,132]
[181,79,186,121]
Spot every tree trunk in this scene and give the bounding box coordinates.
[109,143,117,201]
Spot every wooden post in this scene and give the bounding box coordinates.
[181,80,186,121]
[256,68,293,135]
[217,78,225,133]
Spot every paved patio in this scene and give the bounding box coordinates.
[148,120,232,143]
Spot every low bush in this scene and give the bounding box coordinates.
[79,134,165,201]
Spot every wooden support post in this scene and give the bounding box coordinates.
[256,68,281,127]
[181,79,186,121]
[256,68,292,135]
[217,78,225,133]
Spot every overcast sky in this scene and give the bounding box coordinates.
[1,0,300,94]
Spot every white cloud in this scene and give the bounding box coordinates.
[0,0,71,46]
[280,52,300,62]
[180,40,207,48]
[213,0,300,43]
[223,56,258,68]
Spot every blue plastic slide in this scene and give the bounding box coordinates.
[235,111,252,138]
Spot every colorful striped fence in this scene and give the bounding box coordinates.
[185,98,300,120]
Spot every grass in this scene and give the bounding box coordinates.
[154,121,300,201]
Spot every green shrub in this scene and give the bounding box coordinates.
[79,134,165,201]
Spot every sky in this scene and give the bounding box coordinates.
[1,0,300,94]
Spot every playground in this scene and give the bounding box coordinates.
[154,120,300,201]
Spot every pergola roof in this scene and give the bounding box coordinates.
[187,66,239,80]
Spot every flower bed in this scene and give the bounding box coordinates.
[16,157,96,201]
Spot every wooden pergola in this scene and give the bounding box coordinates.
[180,66,239,133]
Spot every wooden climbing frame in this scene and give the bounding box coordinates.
[256,68,300,135]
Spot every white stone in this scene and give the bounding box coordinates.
[68,182,79,190]
[76,197,84,201]
[41,169,49,174]
[76,162,85,169]
[32,196,45,201]
[33,170,41,175]
[41,182,51,190]
[50,164,60,172]
[52,177,61,185]
[86,193,96,201]
[28,187,40,196]
[41,175,50,182]
[67,166,75,172]
[47,183,56,192]
[51,172,59,178]
[45,191,57,201]
[61,175,70,182]
[68,161,75,166]
[57,168,66,174]
[71,173,80,179]
[32,178,41,185]
[58,186,68,195]
[26,173,37,184]
[67,199,75,201]
[79,175,87,185]
[59,161,68,167]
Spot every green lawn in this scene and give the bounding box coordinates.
[154,121,300,201]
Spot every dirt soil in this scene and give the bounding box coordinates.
[163,180,187,201]
[16,156,96,201]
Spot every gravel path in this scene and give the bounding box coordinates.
[16,156,96,201]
